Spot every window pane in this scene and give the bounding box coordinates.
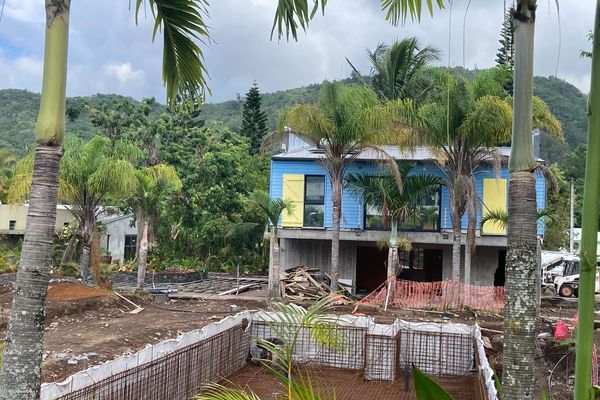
[304,204,324,227]
[305,176,325,203]
[365,204,385,229]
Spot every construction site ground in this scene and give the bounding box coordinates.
[0,276,591,399]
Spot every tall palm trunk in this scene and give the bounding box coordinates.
[330,178,342,292]
[450,211,461,279]
[387,218,399,298]
[503,3,538,398]
[137,220,149,291]
[81,243,91,281]
[0,2,70,397]
[574,2,600,398]
[268,227,281,298]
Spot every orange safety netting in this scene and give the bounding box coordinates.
[356,278,505,312]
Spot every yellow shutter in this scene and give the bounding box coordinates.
[282,174,304,227]
[482,178,507,235]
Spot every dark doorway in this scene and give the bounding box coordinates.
[356,246,387,293]
[494,250,506,286]
[397,248,443,282]
[424,249,443,282]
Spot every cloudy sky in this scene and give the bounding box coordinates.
[0,0,595,103]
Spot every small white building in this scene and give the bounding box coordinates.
[98,213,138,263]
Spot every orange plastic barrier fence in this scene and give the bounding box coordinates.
[357,278,505,312]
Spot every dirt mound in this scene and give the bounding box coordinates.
[48,282,111,301]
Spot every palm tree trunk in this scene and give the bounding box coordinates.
[268,227,281,298]
[451,214,461,279]
[137,220,149,291]
[387,219,399,298]
[0,147,63,399]
[503,3,537,398]
[574,3,600,398]
[80,243,91,282]
[330,182,342,292]
[0,2,69,397]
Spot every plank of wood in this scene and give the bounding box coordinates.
[217,283,260,296]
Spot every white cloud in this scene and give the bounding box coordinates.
[104,62,145,86]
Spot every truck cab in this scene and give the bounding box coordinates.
[554,255,600,297]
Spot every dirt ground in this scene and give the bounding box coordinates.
[0,281,267,383]
[223,364,485,400]
[0,279,590,399]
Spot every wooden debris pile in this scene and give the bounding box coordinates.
[281,267,329,301]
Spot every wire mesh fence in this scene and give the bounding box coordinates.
[54,321,250,400]
[398,329,475,376]
[250,320,366,370]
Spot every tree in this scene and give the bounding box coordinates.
[346,162,442,292]
[347,37,440,103]
[226,190,294,298]
[574,2,600,398]
[0,1,208,397]
[8,136,140,282]
[543,164,570,250]
[241,83,268,154]
[496,9,515,70]
[129,164,182,291]
[267,81,410,291]
[504,2,545,398]
[0,148,16,204]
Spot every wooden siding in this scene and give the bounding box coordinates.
[270,159,547,235]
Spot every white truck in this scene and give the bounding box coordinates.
[553,254,600,297]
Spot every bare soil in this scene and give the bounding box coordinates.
[0,279,592,400]
[0,281,267,383]
[223,364,485,400]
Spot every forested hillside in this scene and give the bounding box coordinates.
[0,72,588,162]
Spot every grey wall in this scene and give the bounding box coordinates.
[280,238,503,289]
[100,216,137,263]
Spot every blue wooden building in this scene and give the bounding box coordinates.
[269,141,547,294]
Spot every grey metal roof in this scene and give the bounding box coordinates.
[272,145,523,162]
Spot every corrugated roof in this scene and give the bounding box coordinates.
[272,145,527,162]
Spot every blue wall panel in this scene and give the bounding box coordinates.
[270,158,547,235]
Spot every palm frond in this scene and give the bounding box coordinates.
[271,0,327,40]
[136,0,211,107]
[480,208,551,230]
[532,96,563,141]
[381,0,445,25]
[458,96,512,145]
[194,383,260,400]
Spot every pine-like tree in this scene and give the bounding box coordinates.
[241,82,268,154]
[496,9,515,94]
[496,9,514,69]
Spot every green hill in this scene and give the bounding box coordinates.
[0,73,588,164]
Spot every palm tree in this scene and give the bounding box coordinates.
[9,136,139,282]
[410,72,561,285]
[129,164,182,292]
[266,81,411,291]
[346,162,442,293]
[413,74,514,282]
[226,190,294,298]
[0,1,208,397]
[575,2,600,398]
[62,137,139,282]
[347,37,440,103]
